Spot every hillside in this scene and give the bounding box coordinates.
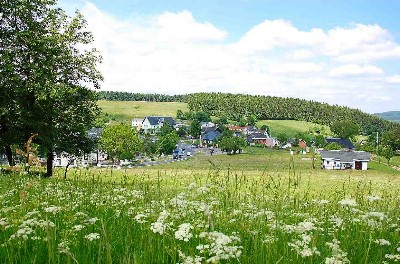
[374,111,400,123]
[97,100,330,136]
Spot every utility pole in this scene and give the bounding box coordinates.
[376,131,380,163]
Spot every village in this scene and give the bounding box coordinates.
[6,114,369,171]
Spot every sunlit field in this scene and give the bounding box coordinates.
[1,150,400,263]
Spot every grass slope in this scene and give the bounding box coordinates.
[97,100,189,121]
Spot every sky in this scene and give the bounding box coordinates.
[59,0,400,114]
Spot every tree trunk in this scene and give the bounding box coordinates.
[5,145,14,166]
[46,152,53,177]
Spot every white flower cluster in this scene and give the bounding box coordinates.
[197,231,242,263]
[365,195,382,202]
[134,213,148,224]
[72,224,85,232]
[338,199,357,207]
[150,210,169,235]
[385,253,400,261]
[175,223,193,242]
[325,239,349,264]
[374,238,391,246]
[177,250,203,264]
[44,205,62,214]
[84,233,100,241]
[288,234,320,258]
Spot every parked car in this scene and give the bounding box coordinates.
[173,149,184,159]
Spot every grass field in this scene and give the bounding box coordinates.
[97,100,189,122]
[1,149,399,263]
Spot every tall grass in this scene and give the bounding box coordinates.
[1,167,399,263]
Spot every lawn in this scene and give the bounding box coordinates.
[257,119,331,137]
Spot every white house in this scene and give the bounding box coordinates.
[131,118,144,131]
[142,116,175,133]
[320,150,370,170]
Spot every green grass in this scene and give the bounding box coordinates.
[257,119,331,137]
[97,100,189,122]
[1,163,400,263]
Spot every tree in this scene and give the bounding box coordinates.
[158,132,179,155]
[158,121,174,137]
[379,147,394,165]
[0,0,102,176]
[219,130,246,154]
[260,125,271,137]
[330,121,359,140]
[325,142,342,150]
[246,115,257,126]
[314,135,327,148]
[189,120,201,138]
[99,124,142,163]
[276,133,289,146]
[176,110,185,120]
[142,134,158,156]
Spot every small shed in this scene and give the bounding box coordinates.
[320,150,370,170]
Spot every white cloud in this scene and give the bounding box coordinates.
[329,64,384,77]
[72,2,400,113]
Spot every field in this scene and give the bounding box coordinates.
[1,148,400,263]
[97,100,189,123]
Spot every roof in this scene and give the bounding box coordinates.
[202,130,221,141]
[247,132,269,140]
[320,150,370,162]
[145,116,175,126]
[201,126,221,134]
[326,138,355,149]
[87,127,103,139]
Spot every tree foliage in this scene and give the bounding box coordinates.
[99,124,141,162]
[0,0,102,176]
[97,91,186,102]
[186,93,399,135]
[219,130,247,155]
[330,121,359,140]
[157,132,179,155]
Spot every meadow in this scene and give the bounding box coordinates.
[1,147,400,263]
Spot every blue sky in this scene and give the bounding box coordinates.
[61,0,400,113]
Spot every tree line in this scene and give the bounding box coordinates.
[97,91,186,102]
[186,93,399,135]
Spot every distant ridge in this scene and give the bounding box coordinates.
[374,111,400,123]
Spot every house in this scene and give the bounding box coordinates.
[320,150,370,170]
[131,118,144,131]
[247,132,276,147]
[200,126,222,146]
[142,116,175,134]
[326,138,355,150]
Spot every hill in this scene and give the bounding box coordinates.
[374,111,400,123]
[97,100,327,136]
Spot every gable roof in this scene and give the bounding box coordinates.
[326,138,355,149]
[247,132,269,140]
[145,116,175,126]
[320,150,370,162]
[202,130,221,141]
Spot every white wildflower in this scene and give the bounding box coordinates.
[85,217,98,224]
[338,199,357,207]
[150,221,166,235]
[72,225,85,232]
[58,241,70,254]
[374,239,391,246]
[295,221,316,233]
[385,254,400,261]
[364,211,386,221]
[175,223,194,242]
[134,213,148,224]
[178,250,204,264]
[0,218,8,226]
[325,239,349,264]
[84,233,100,241]
[366,195,382,202]
[44,206,61,214]
[198,231,242,262]
[288,234,320,258]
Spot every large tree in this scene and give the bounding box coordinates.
[0,0,102,176]
[330,121,359,140]
[99,124,142,163]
